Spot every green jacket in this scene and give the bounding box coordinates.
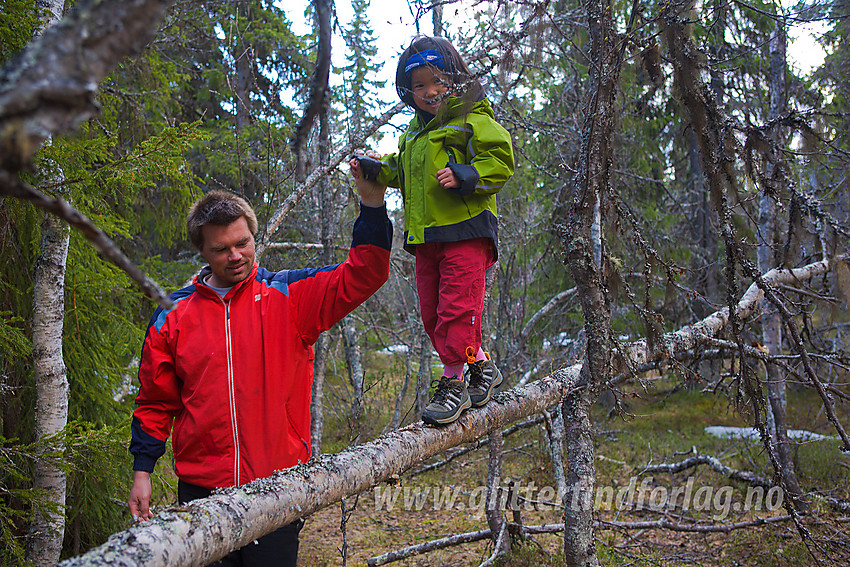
[377,97,514,255]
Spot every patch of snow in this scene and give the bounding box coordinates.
[377,344,409,355]
[542,332,573,351]
[705,426,834,442]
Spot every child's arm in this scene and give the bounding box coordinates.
[444,116,514,197]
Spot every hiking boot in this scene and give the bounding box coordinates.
[466,355,503,407]
[422,375,471,426]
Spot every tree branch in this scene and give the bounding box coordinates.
[60,256,838,566]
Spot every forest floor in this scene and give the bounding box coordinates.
[297,353,850,566]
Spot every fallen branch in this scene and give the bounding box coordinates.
[367,527,492,566]
[599,514,794,533]
[367,512,796,566]
[60,257,838,566]
[641,453,772,488]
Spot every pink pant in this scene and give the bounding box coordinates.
[414,238,494,366]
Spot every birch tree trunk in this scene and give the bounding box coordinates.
[758,18,805,507]
[27,207,70,566]
[415,325,432,418]
[26,3,69,564]
[59,256,842,567]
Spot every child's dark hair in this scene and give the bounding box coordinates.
[395,36,484,108]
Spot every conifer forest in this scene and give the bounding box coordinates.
[1,0,849,565]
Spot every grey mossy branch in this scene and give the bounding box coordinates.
[641,453,772,488]
[60,366,584,567]
[58,256,841,566]
[0,0,176,309]
[368,515,796,566]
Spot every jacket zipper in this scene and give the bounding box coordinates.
[223,297,240,486]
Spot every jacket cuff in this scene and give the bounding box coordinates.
[353,203,392,251]
[130,417,166,473]
[447,163,479,196]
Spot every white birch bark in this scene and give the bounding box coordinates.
[26,3,69,564]
[27,207,70,566]
[59,256,841,567]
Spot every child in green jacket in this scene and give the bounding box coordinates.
[351,36,515,425]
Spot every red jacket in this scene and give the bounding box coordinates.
[130,205,392,489]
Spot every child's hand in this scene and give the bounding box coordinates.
[350,149,383,181]
[350,149,387,207]
[436,166,460,189]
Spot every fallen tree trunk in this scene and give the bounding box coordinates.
[60,256,841,567]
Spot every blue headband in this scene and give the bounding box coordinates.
[404,50,445,74]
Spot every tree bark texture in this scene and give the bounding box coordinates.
[343,315,365,421]
[543,405,567,502]
[27,208,70,567]
[558,0,623,563]
[758,18,805,508]
[0,0,177,309]
[485,429,509,555]
[0,0,173,178]
[26,4,69,564]
[59,257,841,566]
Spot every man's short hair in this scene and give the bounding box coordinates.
[187,190,258,250]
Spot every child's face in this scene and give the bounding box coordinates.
[410,66,451,114]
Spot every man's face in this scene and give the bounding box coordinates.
[199,216,256,288]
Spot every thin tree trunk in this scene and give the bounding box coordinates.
[311,334,329,457]
[27,194,70,566]
[233,0,253,201]
[343,315,365,421]
[310,89,335,457]
[391,342,414,429]
[758,18,805,508]
[485,429,509,555]
[431,0,443,36]
[415,324,431,419]
[543,405,567,502]
[60,256,841,567]
[26,3,69,564]
[557,0,623,563]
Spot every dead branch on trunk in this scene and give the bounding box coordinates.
[0,0,177,309]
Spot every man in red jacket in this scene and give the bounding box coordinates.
[128,176,389,565]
